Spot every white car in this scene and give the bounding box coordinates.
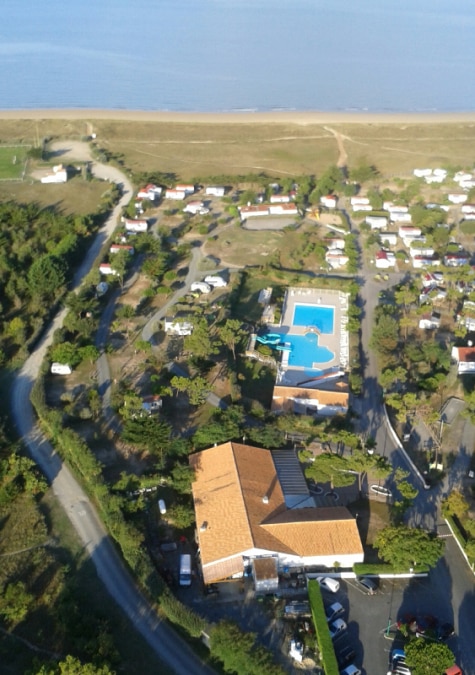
[317,576,340,593]
[329,618,347,640]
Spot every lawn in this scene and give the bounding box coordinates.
[0,144,29,180]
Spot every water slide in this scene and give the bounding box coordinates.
[256,333,281,345]
[275,344,292,351]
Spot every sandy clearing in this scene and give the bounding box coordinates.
[0,108,475,125]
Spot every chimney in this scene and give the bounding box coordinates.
[262,495,269,504]
[200,521,208,532]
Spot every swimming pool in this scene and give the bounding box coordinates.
[277,332,334,369]
[293,304,334,334]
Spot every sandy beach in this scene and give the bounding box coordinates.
[0,109,475,125]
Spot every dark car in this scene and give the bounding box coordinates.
[438,622,455,641]
[355,576,378,594]
[336,644,356,667]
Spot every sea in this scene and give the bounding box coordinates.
[1,0,475,113]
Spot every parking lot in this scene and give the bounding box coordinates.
[320,574,459,675]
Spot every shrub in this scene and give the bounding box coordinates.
[159,589,206,638]
[308,580,339,675]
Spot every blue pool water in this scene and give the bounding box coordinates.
[293,305,334,334]
[277,333,334,369]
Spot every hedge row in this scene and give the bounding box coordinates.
[353,563,430,576]
[308,580,339,675]
[445,515,475,564]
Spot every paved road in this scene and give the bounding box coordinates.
[141,245,203,343]
[11,143,215,675]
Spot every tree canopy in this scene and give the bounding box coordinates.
[405,638,455,675]
[374,525,444,570]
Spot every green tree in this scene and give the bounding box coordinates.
[122,416,171,465]
[167,502,195,529]
[184,318,218,359]
[349,159,378,184]
[28,254,67,300]
[246,423,285,448]
[374,525,444,570]
[405,638,455,675]
[0,581,34,625]
[109,249,130,287]
[79,344,100,365]
[36,655,116,675]
[346,450,391,496]
[370,313,399,357]
[304,453,356,491]
[6,316,26,345]
[170,375,210,406]
[171,463,194,494]
[441,489,469,518]
[50,341,82,367]
[218,318,247,360]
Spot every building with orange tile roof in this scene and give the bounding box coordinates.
[190,442,363,585]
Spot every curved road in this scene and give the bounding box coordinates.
[11,144,214,675]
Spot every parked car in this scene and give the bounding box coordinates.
[337,644,356,668]
[438,622,455,641]
[355,576,377,594]
[326,601,344,623]
[340,666,361,675]
[329,618,347,640]
[317,576,340,593]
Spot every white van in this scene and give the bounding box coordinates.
[51,362,72,375]
[158,499,167,515]
[179,554,192,586]
[317,576,340,593]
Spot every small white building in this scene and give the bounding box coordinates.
[271,194,291,204]
[137,184,162,200]
[269,203,299,216]
[390,211,412,223]
[387,204,409,214]
[175,184,195,195]
[460,301,475,332]
[110,244,134,255]
[352,204,372,212]
[419,312,441,330]
[461,204,475,214]
[164,318,193,336]
[398,225,422,239]
[454,171,473,183]
[375,250,396,269]
[122,217,148,233]
[380,232,398,247]
[325,237,346,250]
[409,246,434,259]
[366,215,388,230]
[448,193,468,204]
[451,346,475,375]
[141,395,162,414]
[320,195,337,209]
[350,196,370,206]
[412,255,440,269]
[422,272,444,288]
[165,189,186,200]
[238,204,270,219]
[183,200,209,215]
[205,186,225,197]
[204,275,227,288]
[190,281,212,294]
[413,168,433,178]
[325,250,349,269]
[41,164,68,184]
[99,263,119,276]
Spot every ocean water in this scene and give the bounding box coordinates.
[1,0,474,112]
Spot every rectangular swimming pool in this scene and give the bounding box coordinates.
[293,304,334,334]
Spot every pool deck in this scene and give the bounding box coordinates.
[274,287,349,386]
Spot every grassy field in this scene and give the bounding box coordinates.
[1,117,475,181]
[0,176,109,215]
[0,144,29,180]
